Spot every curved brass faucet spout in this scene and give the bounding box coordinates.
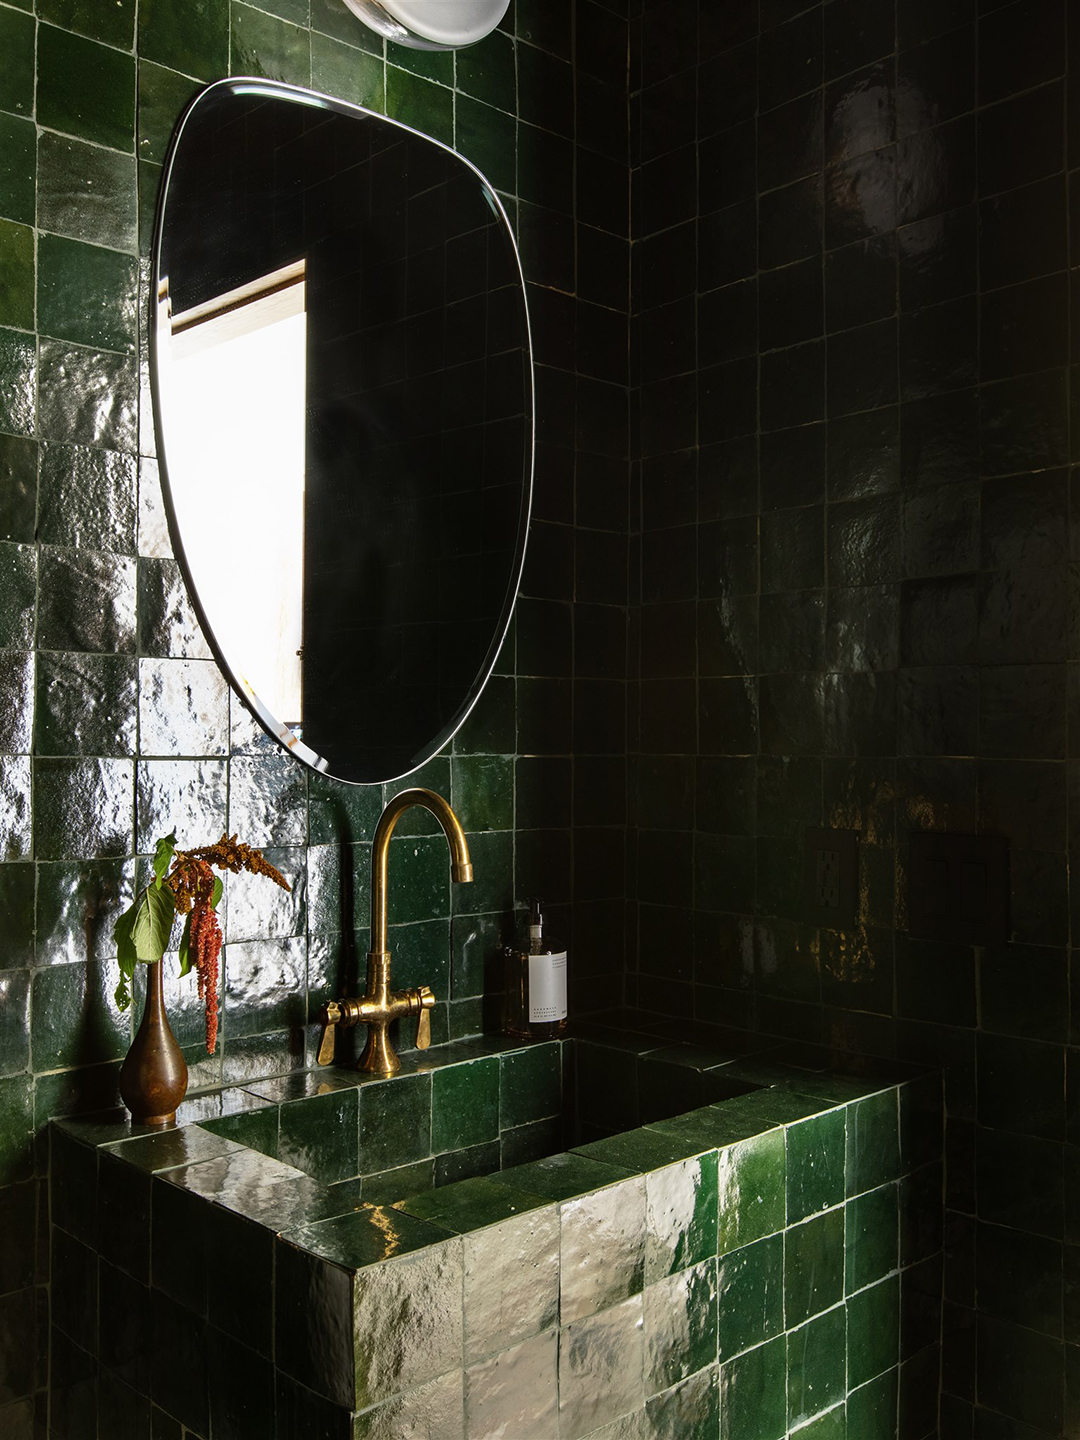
[317,788,473,1076]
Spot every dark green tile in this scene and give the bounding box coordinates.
[38,234,138,353]
[794,1405,846,1439]
[499,1042,561,1129]
[0,542,35,647]
[309,0,383,48]
[846,1370,896,1440]
[786,1108,847,1225]
[38,0,135,47]
[0,864,34,968]
[36,337,138,449]
[37,25,136,150]
[278,1089,359,1184]
[846,1183,898,1294]
[0,434,32,547]
[452,827,513,915]
[434,1136,499,1185]
[499,1150,633,1201]
[359,1157,433,1205]
[385,65,454,146]
[387,36,452,83]
[0,220,32,330]
[308,773,381,845]
[138,0,229,79]
[199,1105,280,1159]
[453,674,515,756]
[451,754,514,832]
[574,1126,712,1174]
[847,1274,899,1389]
[253,0,309,24]
[231,3,311,85]
[717,1232,784,1361]
[720,1333,786,1440]
[309,32,385,109]
[455,94,516,196]
[977,1313,1064,1434]
[30,961,127,1071]
[785,1207,845,1326]
[358,1071,431,1173]
[0,755,30,860]
[0,1074,32,1184]
[39,441,137,552]
[0,970,29,1076]
[37,548,136,653]
[386,833,451,924]
[0,651,32,754]
[432,1054,498,1152]
[36,652,138,756]
[0,327,35,436]
[396,1173,545,1232]
[788,1306,846,1430]
[0,8,34,117]
[646,1365,720,1440]
[37,130,138,253]
[455,28,515,112]
[717,1129,787,1256]
[645,1150,719,1281]
[0,113,35,225]
[845,1091,900,1197]
[644,1258,718,1394]
[289,1202,453,1269]
[136,61,201,166]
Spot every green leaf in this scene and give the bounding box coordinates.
[178,911,193,978]
[114,972,132,1011]
[114,907,137,972]
[211,876,223,908]
[152,831,178,888]
[126,881,176,962]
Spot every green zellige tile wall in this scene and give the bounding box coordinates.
[626,0,1080,1435]
[0,0,630,1430]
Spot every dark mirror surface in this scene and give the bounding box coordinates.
[151,79,533,784]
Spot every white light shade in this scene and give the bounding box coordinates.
[342,0,509,48]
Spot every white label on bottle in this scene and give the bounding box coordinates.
[528,951,567,1024]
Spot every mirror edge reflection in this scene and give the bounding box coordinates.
[148,76,536,787]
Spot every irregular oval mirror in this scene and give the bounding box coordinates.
[151,78,533,784]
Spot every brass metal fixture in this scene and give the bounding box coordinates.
[317,787,473,1075]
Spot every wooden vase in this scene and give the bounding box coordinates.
[119,960,188,1126]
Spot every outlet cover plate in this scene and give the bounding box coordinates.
[804,827,859,928]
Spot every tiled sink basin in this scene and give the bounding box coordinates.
[50,1026,941,1439]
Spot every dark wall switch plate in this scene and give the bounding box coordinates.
[804,828,859,928]
[907,831,1008,943]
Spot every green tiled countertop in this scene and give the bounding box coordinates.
[50,1025,942,1438]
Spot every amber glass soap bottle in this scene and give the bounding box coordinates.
[503,897,568,1040]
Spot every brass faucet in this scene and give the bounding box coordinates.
[316,788,473,1076]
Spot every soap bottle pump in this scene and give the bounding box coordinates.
[503,897,568,1040]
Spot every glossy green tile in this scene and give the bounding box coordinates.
[309,31,385,110]
[499,1043,560,1129]
[788,1306,846,1429]
[0,8,34,117]
[645,1150,719,1282]
[0,651,32,756]
[720,1333,787,1440]
[30,961,127,1072]
[559,1293,645,1440]
[138,0,229,79]
[0,542,34,648]
[36,652,138,756]
[358,1072,431,1173]
[39,0,135,46]
[0,756,30,860]
[38,547,136,653]
[846,1184,898,1294]
[434,1136,499,1186]
[561,1174,646,1322]
[787,1109,847,1225]
[0,328,35,436]
[231,2,311,85]
[717,1129,787,1256]
[0,864,34,969]
[278,1089,359,1184]
[36,337,138,450]
[385,65,453,146]
[455,28,515,112]
[793,1405,846,1440]
[0,970,29,1076]
[199,1105,280,1159]
[453,674,515,756]
[396,1174,545,1232]
[136,60,200,168]
[431,1055,498,1152]
[464,1329,555,1440]
[451,754,514,831]
[845,1370,896,1440]
[386,833,451,925]
[786,1208,845,1326]
[36,130,138,256]
[646,1365,720,1440]
[0,112,34,226]
[291,1202,453,1272]
[452,827,513,915]
[359,1157,433,1205]
[253,0,310,24]
[847,1274,899,1390]
[0,220,32,331]
[37,233,138,353]
[355,1367,465,1440]
[352,1238,463,1406]
[455,94,516,196]
[575,1126,711,1173]
[643,1258,718,1395]
[37,25,136,150]
[845,1092,900,1197]
[717,1231,784,1362]
[462,1204,558,1363]
[500,1150,633,1201]
[40,441,136,552]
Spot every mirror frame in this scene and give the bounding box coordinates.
[149,77,535,784]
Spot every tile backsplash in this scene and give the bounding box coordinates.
[0,1,629,1430]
